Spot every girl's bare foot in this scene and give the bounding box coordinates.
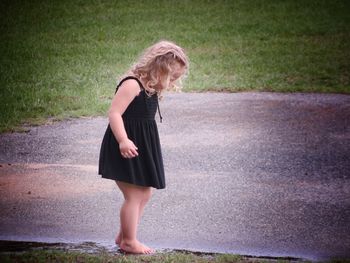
[115,232,122,246]
[120,240,155,254]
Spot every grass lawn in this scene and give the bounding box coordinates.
[0,241,307,263]
[1,0,349,132]
[0,249,301,263]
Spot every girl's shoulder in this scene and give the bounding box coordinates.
[117,76,144,89]
[115,76,145,94]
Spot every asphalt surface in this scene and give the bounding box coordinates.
[0,92,349,261]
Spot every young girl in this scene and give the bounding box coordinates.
[98,40,189,254]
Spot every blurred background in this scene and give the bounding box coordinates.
[1,0,349,132]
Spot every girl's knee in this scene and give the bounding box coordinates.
[142,188,152,203]
[117,181,152,203]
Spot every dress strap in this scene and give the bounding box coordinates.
[116,76,163,123]
[115,76,145,93]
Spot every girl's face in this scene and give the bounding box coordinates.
[152,60,186,91]
[169,61,186,88]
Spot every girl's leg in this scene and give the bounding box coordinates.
[115,225,123,246]
[138,187,153,223]
[115,188,152,246]
[115,181,154,254]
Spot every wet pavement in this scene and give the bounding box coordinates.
[0,92,349,261]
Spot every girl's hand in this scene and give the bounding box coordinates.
[119,138,139,158]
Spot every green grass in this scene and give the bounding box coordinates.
[0,249,292,263]
[1,0,349,132]
[1,250,349,263]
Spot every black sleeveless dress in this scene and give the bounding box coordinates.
[98,76,165,189]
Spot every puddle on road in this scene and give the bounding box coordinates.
[0,240,304,262]
[0,240,120,255]
[0,240,219,258]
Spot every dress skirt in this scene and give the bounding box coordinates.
[98,76,165,189]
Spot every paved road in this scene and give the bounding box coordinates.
[0,92,349,261]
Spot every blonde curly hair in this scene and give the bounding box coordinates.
[123,40,189,96]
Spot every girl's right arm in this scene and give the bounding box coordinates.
[108,79,141,158]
